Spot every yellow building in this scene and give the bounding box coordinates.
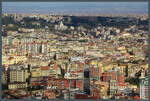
[103,63,118,72]
[128,84,137,90]
[30,66,41,77]
[41,66,51,77]
[14,55,27,63]
[8,82,28,90]
[141,64,148,70]
[2,55,27,65]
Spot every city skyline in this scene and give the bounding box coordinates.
[1,2,149,100]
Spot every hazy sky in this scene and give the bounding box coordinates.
[2,2,148,15]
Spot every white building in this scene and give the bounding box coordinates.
[140,77,148,100]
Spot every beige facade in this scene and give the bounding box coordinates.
[8,82,28,90]
[9,69,29,83]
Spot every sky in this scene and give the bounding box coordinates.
[2,2,148,15]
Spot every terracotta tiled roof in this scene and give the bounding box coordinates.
[41,66,50,70]
[8,57,14,60]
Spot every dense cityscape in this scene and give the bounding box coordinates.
[2,13,148,100]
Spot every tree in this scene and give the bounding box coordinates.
[58,63,68,78]
[53,54,57,60]
[125,77,140,86]
[2,31,7,37]
[125,65,128,77]
[135,70,141,78]
[110,30,116,36]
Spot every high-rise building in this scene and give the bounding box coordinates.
[140,77,148,100]
[8,66,29,83]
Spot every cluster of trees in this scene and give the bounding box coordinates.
[2,16,55,30]
[125,70,141,86]
[138,19,148,31]
[28,85,44,91]
[2,16,15,25]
